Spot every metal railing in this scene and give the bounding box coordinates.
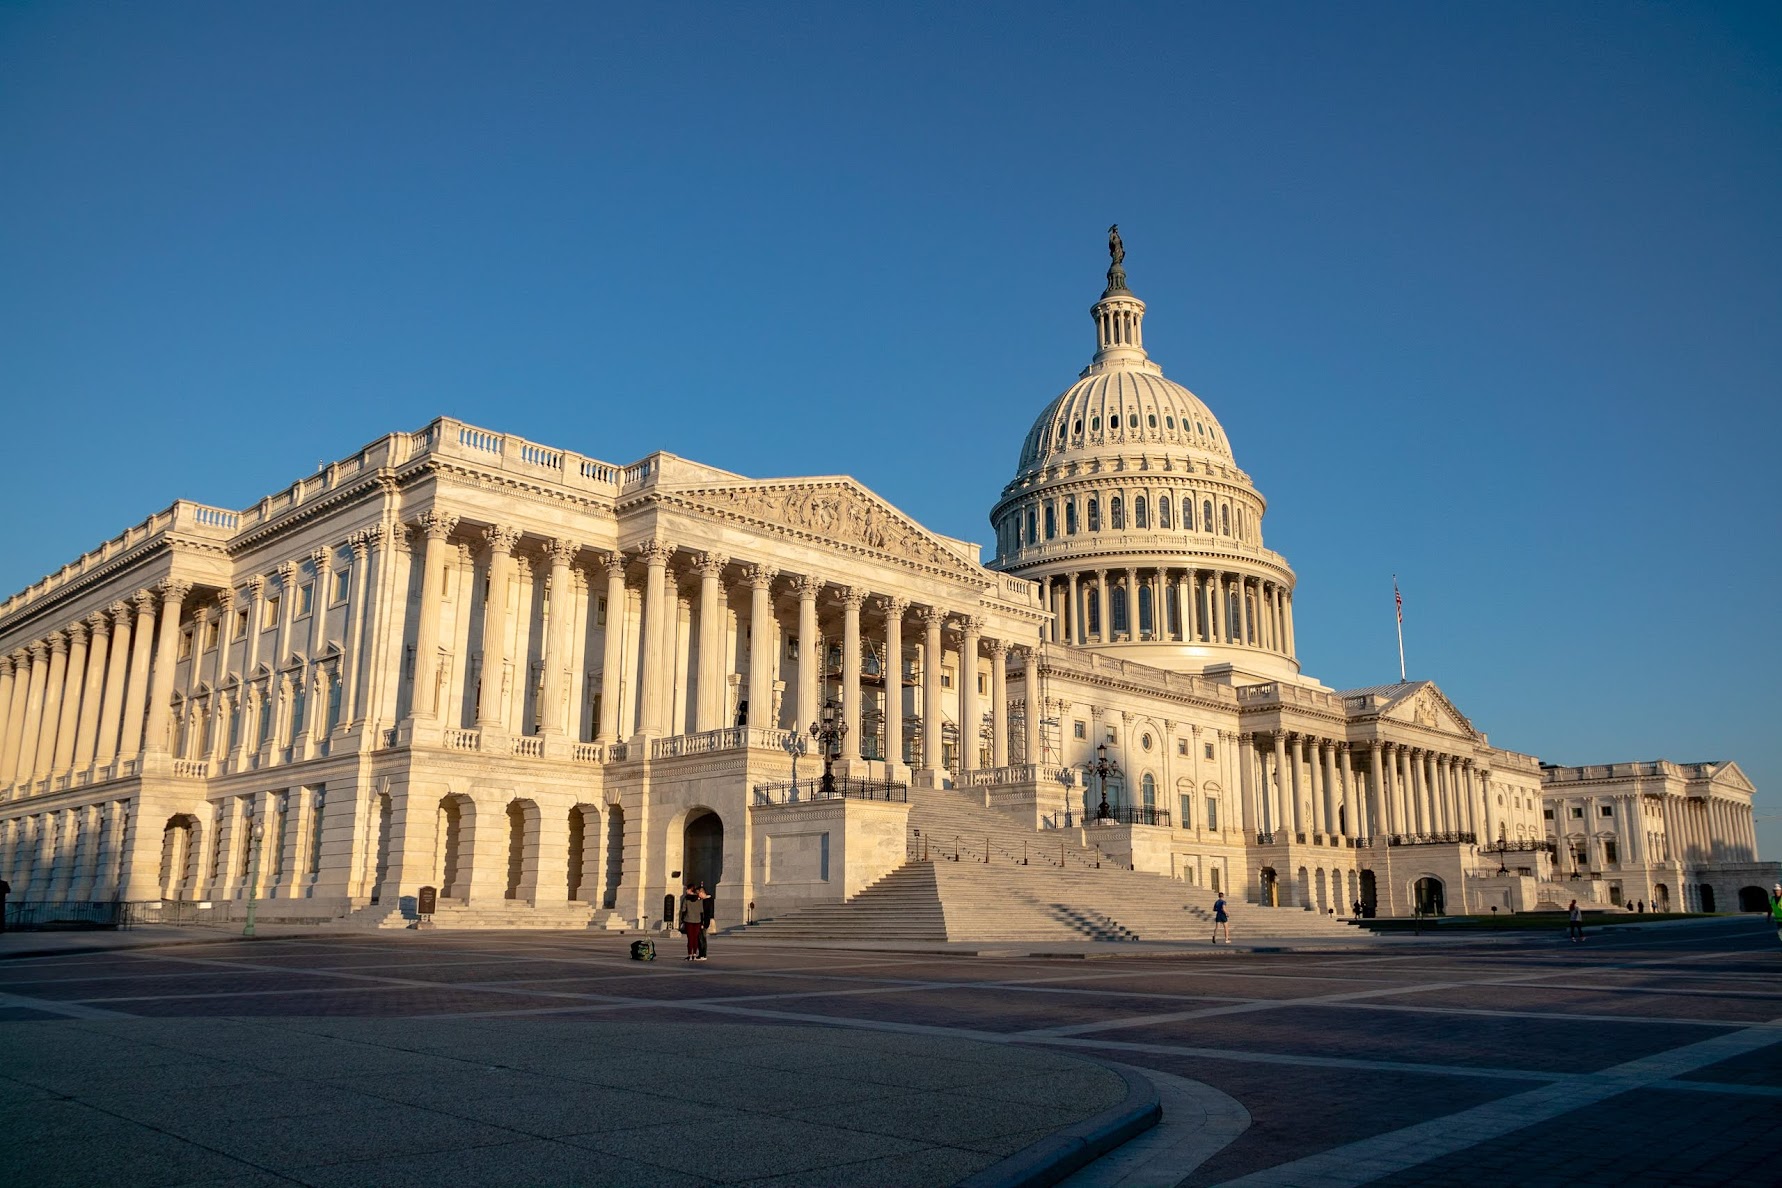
[1388,831,1478,847]
[1090,804,1172,827]
[3,900,133,931]
[751,775,909,806]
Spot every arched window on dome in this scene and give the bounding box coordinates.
[1221,505,1230,536]
[1182,497,1193,530]
[1137,583,1153,638]
[1025,508,1037,546]
[1091,415,1101,433]
[1110,497,1125,530]
[1147,413,1157,429]
[1065,501,1078,535]
[1073,418,1083,437]
[1055,423,1065,443]
[1111,587,1129,637]
[1128,413,1139,430]
[1159,497,1171,529]
[1044,504,1056,540]
[1203,500,1214,532]
[1087,498,1100,532]
[1134,496,1148,529]
[1166,415,1176,429]
[1085,590,1100,636]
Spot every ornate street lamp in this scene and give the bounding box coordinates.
[1087,742,1120,822]
[1495,824,1510,876]
[242,820,265,938]
[782,731,808,794]
[809,699,848,797]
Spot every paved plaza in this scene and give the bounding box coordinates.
[1,917,1778,1186]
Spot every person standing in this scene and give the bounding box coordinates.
[696,884,714,961]
[1212,893,1230,944]
[679,884,704,961]
[1567,899,1584,942]
[1769,884,1782,946]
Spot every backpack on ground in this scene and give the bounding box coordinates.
[629,938,656,961]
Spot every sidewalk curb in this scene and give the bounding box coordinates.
[959,1063,1161,1188]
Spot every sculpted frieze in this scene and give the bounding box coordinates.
[677,482,976,577]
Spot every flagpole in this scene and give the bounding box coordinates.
[1393,575,1406,682]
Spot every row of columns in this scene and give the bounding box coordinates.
[1039,567,1293,656]
[0,801,131,902]
[1237,732,1491,846]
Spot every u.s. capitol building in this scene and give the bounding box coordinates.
[1,238,1772,934]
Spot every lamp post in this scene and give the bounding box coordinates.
[1495,824,1510,876]
[782,731,808,795]
[242,820,265,938]
[809,699,847,797]
[1086,742,1119,822]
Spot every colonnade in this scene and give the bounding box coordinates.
[0,800,132,902]
[1550,791,1761,872]
[1036,566,1293,656]
[1238,732,1490,846]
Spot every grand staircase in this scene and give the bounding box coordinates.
[737,781,1358,943]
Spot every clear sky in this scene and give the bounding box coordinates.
[3,4,1779,855]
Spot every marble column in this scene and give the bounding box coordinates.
[1096,571,1110,642]
[744,564,779,732]
[476,526,522,730]
[1338,743,1356,838]
[1021,646,1040,767]
[35,630,72,779]
[882,597,907,766]
[538,539,580,737]
[0,656,15,782]
[988,641,1009,768]
[142,580,191,757]
[694,553,727,732]
[959,616,981,771]
[634,539,672,738]
[72,614,111,772]
[408,511,458,719]
[1065,573,1079,645]
[794,576,821,731]
[340,533,376,727]
[841,587,865,760]
[598,553,628,741]
[919,607,945,771]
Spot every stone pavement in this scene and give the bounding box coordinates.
[1,915,1777,1186]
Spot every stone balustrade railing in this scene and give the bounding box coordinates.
[571,742,605,764]
[510,736,544,757]
[963,763,1080,788]
[443,729,481,752]
[171,759,209,779]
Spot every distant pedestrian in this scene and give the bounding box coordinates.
[679,884,704,961]
[696,884,713,960]
[1769,884,1782,946]
[1352,899,1362,918]
[1212,894,1230,943]
[1567,899,1584,942]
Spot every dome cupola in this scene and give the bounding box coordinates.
[989,229,1301,683]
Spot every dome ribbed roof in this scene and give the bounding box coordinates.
[1017,364,1233,474]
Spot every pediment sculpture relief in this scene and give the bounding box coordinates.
[686,483,970,573]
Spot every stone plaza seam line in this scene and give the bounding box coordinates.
[1212,1016,1782,1188]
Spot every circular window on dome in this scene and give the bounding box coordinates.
[1128,413,1138,429]
[1141,733,1153,751]
[1165,415,1175,429]
[1091,416,1101,432]
[1148,413,1157,428]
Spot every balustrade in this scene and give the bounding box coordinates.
[443,728,482,752]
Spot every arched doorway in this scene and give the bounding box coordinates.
[1698,883,1716,913]
[1654,883,1670,911]
[505,799,541,902]
[1413,876,1445,916]
[684,810,724,893]
[159,815,200,900]
[1314,868,1329,914]
[1259,866,1278,906]
[1359,870,1378,917]
[1738,886,1769,913]
[602,805,625,908]
[436,795,473,899]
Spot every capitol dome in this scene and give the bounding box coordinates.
[989,232,1301,682]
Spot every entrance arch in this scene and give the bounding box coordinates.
[1358,870,1378,917]
[1413,876,1445,916]
[1738,885,1769,913]
[159,814,201,900]
[1653,883,1670,911]
[684,810,724,893]
[1258,866,1279,907]
[1698,883,1716,913]
[435,795,474,899]
[505,799,542,902]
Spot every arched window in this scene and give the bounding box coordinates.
[1111,497,1125,530]
[1065,501,1078,534]
[1025,508,1036,544]
[1086,590,1101,634]
[1087,498,1100,532]
[1142,773,1157,809]
[1202,500,1213,531]
[1044,504,1056,539]
[1159,497,1171,529]
[1055,423,1065,442]
[1091,415,1101,432]
[1111,587,1129,635]
[1138,584,1153,637]
[1134,496,1148,529]
[1221,504,1231,535]
[1128,413,1138,429]
[1147,413,1157,429]
[1073,418,1082,436]
[1182,497,1193,530]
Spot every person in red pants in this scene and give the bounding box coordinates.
[680,884,704,961]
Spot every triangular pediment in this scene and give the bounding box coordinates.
[1703,760,1755,794]
[662,478,992,583]
[1376,681,1477,739]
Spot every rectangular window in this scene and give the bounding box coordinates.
[977,673,987,695]
[787,638,799,659]
[596,596,607,627]
[1210,867,1221,893]
[1177,739,1188,756]
[233,609,249,640]
[1600,804,1613,817]
[1204,742,1215,760]
[1074,720,1086,740]
[1206,797,1219,831]
[819,832,831,882]
[263,594,280,630]
[202,621,219,652]
[297,584,314,616]
[1604,840,1619,865]
[332,571,350,605]
[1570,807,1584,819]
[941,668,953,689]
[1543,808,1555,820]
[1106,728,1118,745]
[179,629,194,660]
[1179,794,1193,827]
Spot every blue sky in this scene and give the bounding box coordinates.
[3,4,1779,854]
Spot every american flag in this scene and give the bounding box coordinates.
[1394,579,1403,625]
